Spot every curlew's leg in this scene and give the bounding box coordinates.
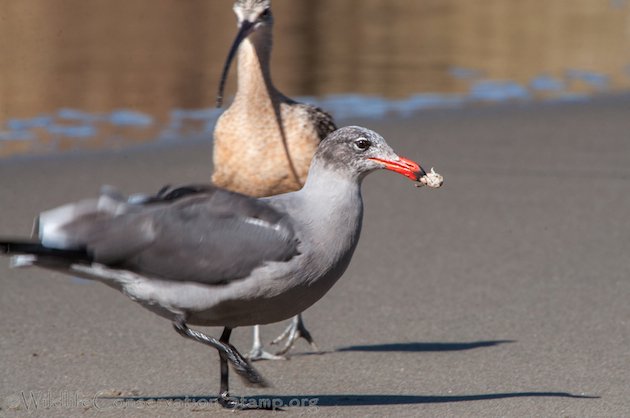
[172,319,268,409]
[248,325,288,361]
[271,314,319,356]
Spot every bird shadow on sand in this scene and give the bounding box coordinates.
[247,392,599,407]
[286,340,515,359]
[100,340,597,409]
[334,339,515,353]
[102,391,598,409]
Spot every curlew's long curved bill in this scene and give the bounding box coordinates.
[216,20,255,108]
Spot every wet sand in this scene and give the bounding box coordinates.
[1,95,629,417]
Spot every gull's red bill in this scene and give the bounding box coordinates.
[369,156,427,181]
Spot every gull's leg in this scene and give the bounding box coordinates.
[247,325,288,361]
[271,314,319,356]
[217,328,240,409]
[172,319,269,409]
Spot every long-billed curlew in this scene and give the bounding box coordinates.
[213,0,337,360]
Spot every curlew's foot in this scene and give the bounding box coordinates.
[247,345,288,361]
[248,324,288,361]
[271,314,319,356]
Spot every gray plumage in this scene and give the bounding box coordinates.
[3,126,423,328]
[1,126,426,406]
[36,185,299,285]
[134,193,288,281]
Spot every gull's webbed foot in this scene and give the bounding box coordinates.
[217,391,277,410]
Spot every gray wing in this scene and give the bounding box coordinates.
[39,185,300,284]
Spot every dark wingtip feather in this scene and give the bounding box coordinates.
[0,240,92,262]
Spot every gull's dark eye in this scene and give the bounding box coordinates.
[260,8,271,19]
[354,138,372,151]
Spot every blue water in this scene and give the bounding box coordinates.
[0,67,627,156]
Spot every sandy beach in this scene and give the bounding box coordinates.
[1,95,629,417]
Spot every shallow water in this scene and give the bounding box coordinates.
[1,0,629,157]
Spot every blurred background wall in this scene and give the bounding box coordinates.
[0,0,629,154]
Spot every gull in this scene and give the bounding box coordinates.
[1,126,441,409]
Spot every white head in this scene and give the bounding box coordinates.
[311,126,427,182]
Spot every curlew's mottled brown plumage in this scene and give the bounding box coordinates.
[212,0,336,198]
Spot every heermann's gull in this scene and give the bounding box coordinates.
[0,126,442,409]
[214,0,336,360]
